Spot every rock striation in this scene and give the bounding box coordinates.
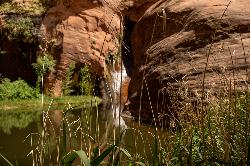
[41,0,121,96]
[124,0,250,122]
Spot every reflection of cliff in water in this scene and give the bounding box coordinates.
[101,62,129,129]
[98,102,127,129]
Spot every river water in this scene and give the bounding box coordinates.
[0,103,165,165]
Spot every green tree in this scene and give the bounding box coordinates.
[0,78,39,100]
[62,62,75,96]
[32,51,55,91]
[79,65,93,96]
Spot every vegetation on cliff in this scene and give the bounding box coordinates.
[0,0,52,15]
[4,17,34,41]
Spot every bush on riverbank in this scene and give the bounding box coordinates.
[0,78,39,100]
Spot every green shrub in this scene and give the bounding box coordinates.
[0,78,39,100]
[62,64,94,96]
[0,0,46,15]
[4,17,33,41]
[79,65,93,96]
[32,53,55,78]
[32,52,55,88]
[62,62,75,96]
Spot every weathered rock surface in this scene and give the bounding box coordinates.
[41,0,121,96]
[125,0,250,121]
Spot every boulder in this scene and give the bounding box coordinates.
[125,0,250,122]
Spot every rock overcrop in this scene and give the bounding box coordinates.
[124,0,250,121]
[41,0,121,96]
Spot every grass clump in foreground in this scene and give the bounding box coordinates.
[12,89,247,165]
[148,88,250,166]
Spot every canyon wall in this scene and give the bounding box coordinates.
[124,0,250,121]
[41,0,121,96]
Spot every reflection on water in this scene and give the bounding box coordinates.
[0,110,42,135]
[99,102,127,129]
[0,109,42,165]
[0,103,164,165]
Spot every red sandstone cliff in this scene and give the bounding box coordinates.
[124,0,250,121]
[2,0,248,122]
[41,0,121,96]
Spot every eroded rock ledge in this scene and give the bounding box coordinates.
[124,0,250,121]
[41,0,121,96]
[41,0,250,121]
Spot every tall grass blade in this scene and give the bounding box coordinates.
[91,145,115,166]
[75,150,91,166]
[152,131,158,166]
[62,118,67,157]
[120,147,132,161]
[119,147,146,166]
[62,151,78,166]
[62,150,90,166]
[0,153,14,166]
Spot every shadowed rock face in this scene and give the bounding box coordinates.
[41,0,121,96]
[124,0,250,121]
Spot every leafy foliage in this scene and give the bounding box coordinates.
[0,78,39,100]
[79,65,93,96]
[62,62,75,96]
[62,145,115,166]
[0,0,46,15]
[32,53,55,78]
[32,52,55,89]
[4,17,34,41]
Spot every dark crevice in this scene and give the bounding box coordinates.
[122,16,135,77]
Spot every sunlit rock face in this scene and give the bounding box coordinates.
[41,0,121,96]
[124,0,250,121]
[39,0,250,123]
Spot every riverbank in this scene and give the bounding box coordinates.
[0,95,101,111]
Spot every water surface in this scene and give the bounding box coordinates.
[0,103,166,165]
